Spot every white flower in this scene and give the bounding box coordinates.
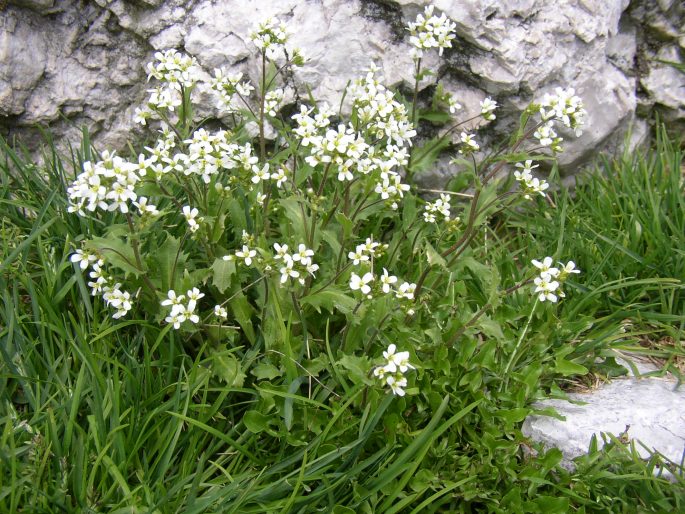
[560,261,581,276]
[274,243,290,260]
[186,287,204,311]
[102,284,133,319]
[385,375,408,396]
[396,281,416,300]
[251,163,270,184]
[161,290,185,308]
[235,245,257,266]
[291,244,314,267]
[183,205,202,233]
[406,5,456,57]
[350,272,374,295]
[534,276,560,303]
[480,97,497,120]
[133,107,151,125]
[165,313,183,330]
[534,122,558,148]
[532,257,559,279]
[214,305,228,319]
[539,87,586,136]
[459,132,479,153]
[447,94,462,114]
[134,197,159,216]
[70,249,98,271]
[348,246,369,266]
[280,259,299,283]
[514,160,537,182]
[272,167,287,187]
[380,268,397,294]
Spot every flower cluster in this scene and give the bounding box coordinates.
[67,151,147,216]
[146,49,199,89]
[349,68,417,146]
[136,50,201,123]
[303,123,369,180]
[292,70,413,210]
[373,344,415,396]
[423,193,451,223]
[273,243,319,285]
[459,132,479,154]
[161,288,205,329]
[71,249,134,319]
[539,87,586,136]
[249,17,288,59]
[347,240,416,304]
[210,69,255,111]
[531,257,580,302]
[514,160,549,199]
[532,87,587,152]
[533,122,562,152]
[406,5,457,58]
[264,88,285,117]
[102,285,133,319]
[480,97,498,121]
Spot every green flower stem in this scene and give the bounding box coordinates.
[169,232,188,291]
[309,162,333,247]
[446,279,532,347]
[406,57,422,180]
[125,212,157,296]
[259,49,267,161]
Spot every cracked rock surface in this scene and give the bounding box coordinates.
[522,360,685,470]
[1,0,684,180]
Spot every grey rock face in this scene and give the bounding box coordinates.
[523,361,685,471]
[1,0,684,180]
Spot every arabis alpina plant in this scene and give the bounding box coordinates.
[406,5,457,59]
[531,257,581,302]
[373,344,415,396]
[67,4,586,407]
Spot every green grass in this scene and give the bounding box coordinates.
[504,125,684,378]
[1,128,684,512]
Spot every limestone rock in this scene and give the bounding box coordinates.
[1,0,684,180]
[522,360,685,471]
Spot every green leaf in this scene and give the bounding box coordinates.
[151,233,185,292]
[410,136,451,173]
[209,350,246,387]
[321,228,342,257]
[211,258,236,294]
[497,407,529,424]
[301,288,357,315]
[554,357,588,377]
[332,506,356,514]
[243,410,272,434]
[419,110,451,124]
[532,496,569,513]
[211,213,226,243]
[251,362,281,380]
[231,292,256,343]
[279,197,307,242]
[88,235,140,276]
[335,212,354,239]
[402,195,417,231]
[424,241,447,269]
[338,354,373,385]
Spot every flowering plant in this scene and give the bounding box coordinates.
[67,5,585,404]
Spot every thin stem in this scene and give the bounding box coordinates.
[406,57,422,178]
[259,50,267,161]
[446,280,530,347]
[125,213,157,296]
